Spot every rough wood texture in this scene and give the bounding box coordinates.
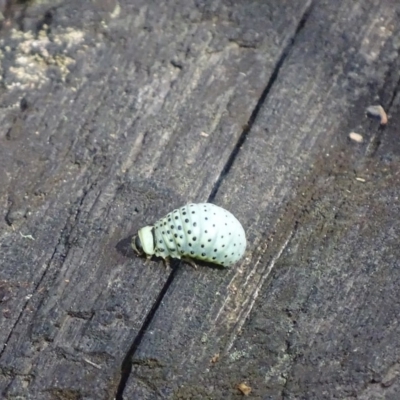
[0,0,399,399]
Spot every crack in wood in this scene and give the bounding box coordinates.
[114,265,179,400]
[209,0,315,202]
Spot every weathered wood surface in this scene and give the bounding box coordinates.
[0,0,399,399]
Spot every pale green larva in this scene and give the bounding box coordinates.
[132,203,246,267]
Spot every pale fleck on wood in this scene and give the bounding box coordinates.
[83,358,102,370]
[18,232,35,240]
[210,353,220,364]
[237,382,252,396]
[349,132,364,143]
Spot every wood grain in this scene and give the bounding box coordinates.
[123,0,400,399]
[0,0,317,398]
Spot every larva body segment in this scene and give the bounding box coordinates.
[133,203,246,267]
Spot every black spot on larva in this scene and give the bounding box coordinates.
[180,235,183,239]
[178,226,182,230]
[183,212,186,215]
[222,245,225,247]
[169,239,173,242]
[159,240,162,243]
[174,234,178,238]
[188,230,192,234]
[201,244,204,248]
[225,223,227,226]
[205,230,208,233]
[164,222,167,226]
[170,225,174,229]
[167,230,170,234]
[213,224,215,227]
[175,216,179,220]
[178,243,181,247]
[221,262,224,265]
[212,257,216,260]
[201,253,205,256]
[234,244,236,247]
[225,255,228,258]
[214,249,217,252]
[159,248,165,252]
[193,222,197,227]
[185,218,189,223]
[190,251,194,255]
[221,236,224,238]
[205,217,208,220]
[231,253,234,255]
[169,248,175,252]
[192,211,195,214]
[168,218,171,222]
[188,243,192,247]
[162,231,165,234]
[208,239,211,242]
[229,232,232,235]
[192,237,197,241]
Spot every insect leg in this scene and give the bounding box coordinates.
[182,256,198,269]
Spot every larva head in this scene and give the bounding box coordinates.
[132,226,155,257]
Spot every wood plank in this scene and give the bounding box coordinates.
[124,0,400,398]
[0,0,311,398]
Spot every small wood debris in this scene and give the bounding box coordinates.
[83,358,102,369]
[366,105,387,125]
[211,353,220,363]
[381,376,396,388]
[356,177,366,182]
[229,284,238,293]
[237,382,251,396]
[200,131,209,137]
[349,132,363,143]
[19,232,35,240]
